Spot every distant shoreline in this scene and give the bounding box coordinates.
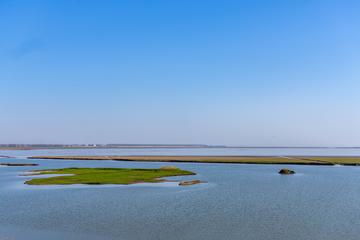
[27,155,360,166]
[0,145,215,150]
[1,145,360,150]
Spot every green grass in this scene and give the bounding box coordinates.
[27,155,360,166]
[25,167,195,185]
[28,155,323,164]
[301,157,360,165]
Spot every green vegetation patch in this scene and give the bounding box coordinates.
[301,157,360,165]
[25,167,195,185]
[28,155,324,164]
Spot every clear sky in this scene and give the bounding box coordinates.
[1,0,360,146]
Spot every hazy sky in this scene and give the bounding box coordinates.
[1,0,360,146]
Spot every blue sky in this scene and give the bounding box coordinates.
[1,0,360,146]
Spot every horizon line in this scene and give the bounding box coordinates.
[0,144,359,148]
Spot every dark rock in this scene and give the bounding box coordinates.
[278,168,295,174]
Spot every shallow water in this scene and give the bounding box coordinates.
[2,147,360,158]
[1,148,360,239]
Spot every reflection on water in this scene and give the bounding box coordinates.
[1,148,360,240]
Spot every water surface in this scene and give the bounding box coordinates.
[2,147,360,158]
[1,148,360,239]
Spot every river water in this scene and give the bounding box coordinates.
[1,148,360,239]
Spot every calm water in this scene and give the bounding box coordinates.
[2,147,360,158]
[1,148,360,239]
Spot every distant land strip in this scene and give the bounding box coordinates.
[0,144,219,150]
[2,144,360,150]
[26,155,360,166]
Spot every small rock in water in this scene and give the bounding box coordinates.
[278,168,295,175]
[179,180,202,186]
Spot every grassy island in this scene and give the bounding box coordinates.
[25,167,195,185]
[27,155,360,166]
